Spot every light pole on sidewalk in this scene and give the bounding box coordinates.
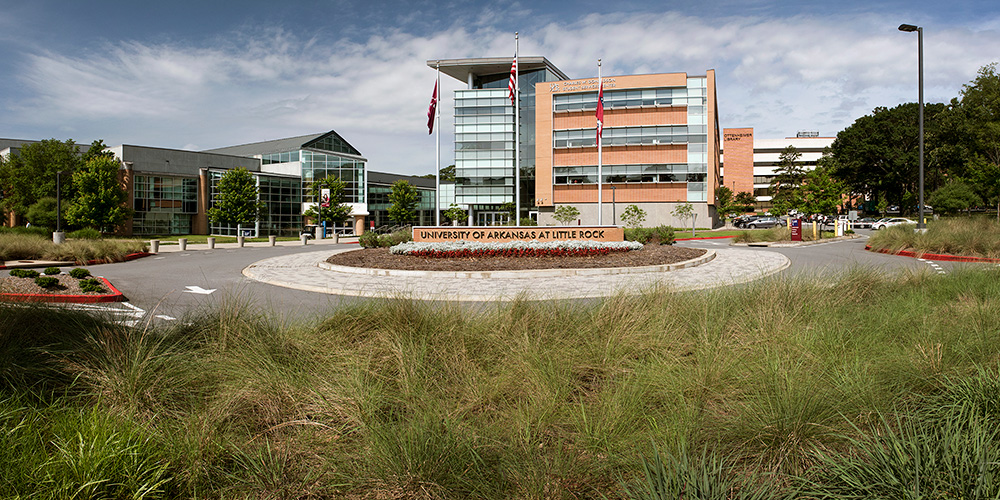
[898,23,925,230]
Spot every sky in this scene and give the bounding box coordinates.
[1,0,999,176]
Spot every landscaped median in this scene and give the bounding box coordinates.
[389,239,644,258]
[866,218,1000,261]
[0,267,126,303]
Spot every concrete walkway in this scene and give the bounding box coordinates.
[242,246,791,301]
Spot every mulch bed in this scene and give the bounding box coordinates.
[326,244,707,271]
[0,274,107,296]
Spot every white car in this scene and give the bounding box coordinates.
[872,218,915,230]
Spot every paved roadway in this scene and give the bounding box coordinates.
[48,229,973,324]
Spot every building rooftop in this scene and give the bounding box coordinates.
[368,170,436,189]
[427,56,569,83]
[203,130,365,160]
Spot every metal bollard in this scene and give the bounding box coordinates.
[207,237,215,249]
[300,234,309,245]
[237,236,245,247]
[178,238,187,251]
[268,235,276,246]
[150,240,159,253]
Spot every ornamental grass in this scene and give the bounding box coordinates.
[869,216,1000,258]
[4,267,1000,498]
[0,233,146,263]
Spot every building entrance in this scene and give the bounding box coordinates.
[475,212,509,226]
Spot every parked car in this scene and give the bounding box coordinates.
[733,215,760,228]
[746,217,781,229]
[872,218,916,230]
[853,217,878,229]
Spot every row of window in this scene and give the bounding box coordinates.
[554,89,708,112]
[261,151,301,165]
[555,172,708,185]
[455,150,514,161]
[554,127,709,149]
[456,106,513,116]
[456,132,514,142]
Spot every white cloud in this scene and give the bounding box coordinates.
[6,10,1000,175]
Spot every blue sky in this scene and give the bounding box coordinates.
[2,0,999,175]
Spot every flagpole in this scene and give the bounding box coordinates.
[514,32,520,226]
[597,59,603,226]
[435,61,441,226]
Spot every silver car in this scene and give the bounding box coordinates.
[746,217,782,229]
[872,218,915,230]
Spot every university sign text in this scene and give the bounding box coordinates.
[413,226,624,243]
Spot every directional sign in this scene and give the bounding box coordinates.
[184,285,216,295]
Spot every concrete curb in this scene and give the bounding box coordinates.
[0,276,126,303]
[317,249,716,278]
[731,235,859,248]
[865,245,1000,263]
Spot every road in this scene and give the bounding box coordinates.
[76,230,971,323]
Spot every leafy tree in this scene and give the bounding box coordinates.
[965,155,1000,219]
[206,168,265,229]
[387,180,419,224]
[734,191,756,212]
[800,165,845,216]
[876,193,890,217]
[26,197,58,228]
[500,201,516,223]
[928,181,981,215]
[716,186,755,220]
[65,156,132,232]
[440,165,456,182]
[827,102,949,212]
[0,139,82,218]
[82,140,114,163]
[672,202,694,226]
[553,205,580,225]
[303,176,351,225]
[621,204,647,228]
[444,204,467,224]
[769,146,806,215]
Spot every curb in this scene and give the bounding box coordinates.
[317,249,717,278]
[732,236,859,248]
[81,252,153,266]
[0,277,126,303]
[675,235,734,241]
[865,245,1000,263]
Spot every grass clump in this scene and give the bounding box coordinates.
[869,216,1000,258]
[0,233,147,263]
[67,228,103,239]
[4,268,1000,497]
[359,227,413,248]
[732,225,835,243]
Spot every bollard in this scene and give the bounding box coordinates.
[300,234,309,245]
[315,226,323,240]
[332,232,339,244]
[52,231,65,245]
[268,235,276,246]
[150,239,159,253]
[207,237,215,249]
[237,236,245,247]
[178,238,187,251]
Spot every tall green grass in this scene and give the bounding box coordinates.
[4,267,1000,498]
[869,216,1000,257]
[732,226,836,243]
[0,233,147,262]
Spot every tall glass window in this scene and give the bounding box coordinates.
[132,175,197,235]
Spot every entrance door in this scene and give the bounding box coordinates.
[475,212,508,226]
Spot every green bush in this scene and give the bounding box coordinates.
[9,269,40,279]
[0,226,50,238]
[377,227,413,247]
[68,228,102,239]
[43,267,61,275]
[624,227,654,244]
[358,231,380,248]
[519,217,538,226]
[34,276,59,288]
[69,268,92,279]
[79,279,104,293]
[652,225,675,245]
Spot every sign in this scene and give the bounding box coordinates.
[550,78,616,93]
[790,218,802,241]
[320,189,331,208]
[413,226,624,243]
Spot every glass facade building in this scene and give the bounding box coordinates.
[132,175,198,235]
[207,171,302,237]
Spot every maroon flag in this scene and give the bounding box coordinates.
[427,80,438,134]
[596,79,604,141]
[507,56,517,105]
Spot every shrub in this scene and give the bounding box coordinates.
[68,228,102,240]
[652,225,675,245]
[9,269,40,279]
[34,276,59,288]
[0,226,50,238]
[624,227,654,244]
[519,217,538,226]
[358,231,380,248]
[43,267,61,275]
[79,279,105,293]
[69,268,92,279]
[377,227,412,247]
[621,204,647,228]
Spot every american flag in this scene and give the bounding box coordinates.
[507,56,517,105]
[427,80,438,134]
[596,79,604,141]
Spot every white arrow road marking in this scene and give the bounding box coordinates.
[184,285,216,295]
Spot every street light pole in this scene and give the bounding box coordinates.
[899,23,925,230]
[611,185,616,225]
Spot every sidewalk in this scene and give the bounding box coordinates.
[242,246,791,301]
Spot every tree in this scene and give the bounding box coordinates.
[672,202,694,225]
[303,176,351,225]
[206,168,265,230]
[620,204,647,228]
[928,181,981,215]
[769,146,806,215]
[800,165,845,216]
[26,197,58,228]
[388,180,419,224]
[553,205,580,225]
[734,191,756,212]
[500,201,516,223]
[66,156,133,232]
[82,140,115,163]
[444,204,467,224]
[716,186,755,220]
[0,139,83,218]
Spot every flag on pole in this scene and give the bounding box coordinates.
[596,79,604,141]
[508,55,517,105]
[427,80,438,134]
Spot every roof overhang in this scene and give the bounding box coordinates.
[427,56,569,83]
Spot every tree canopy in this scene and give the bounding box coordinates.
[769,146,807,215]
[66,156,133,232]
[0,139,83,217]
[387,180,418,224]
[303,176,351,225]
[206,168,265,228]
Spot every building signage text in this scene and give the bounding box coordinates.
[550,78,617,93]
[724,132,752,141]
[413,226,624,243]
